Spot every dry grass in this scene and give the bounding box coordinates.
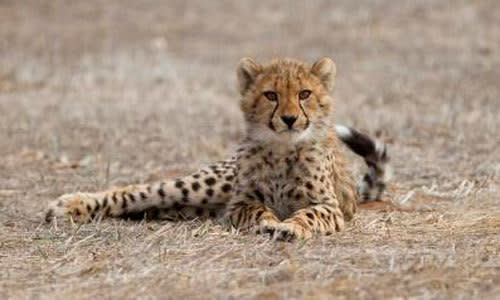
[1,0,500,299]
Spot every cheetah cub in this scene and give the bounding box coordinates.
[46,57,389,241]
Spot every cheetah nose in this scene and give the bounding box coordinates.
[281,115,297,129]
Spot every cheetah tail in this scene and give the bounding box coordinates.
[334,124,392,201]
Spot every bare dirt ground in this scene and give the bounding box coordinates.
[1,0,499,299]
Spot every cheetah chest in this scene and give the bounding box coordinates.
[237,145,333,220]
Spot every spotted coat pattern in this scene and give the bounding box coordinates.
[46,57,388,241]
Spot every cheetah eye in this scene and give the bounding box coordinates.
[263,91,278,102]
[298,90,311,100]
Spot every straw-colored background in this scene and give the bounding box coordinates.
[1,1,499,298]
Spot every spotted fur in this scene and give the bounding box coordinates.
[46,57,389,241]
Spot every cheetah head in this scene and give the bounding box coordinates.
[237,57,336,143]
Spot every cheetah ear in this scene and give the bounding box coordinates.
[311,57,337,92]
[237,57,262,95]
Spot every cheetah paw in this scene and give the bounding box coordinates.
[45,193,94,223]
[255,218,281,236]
[258,221,312,242]
[273,222,312,242]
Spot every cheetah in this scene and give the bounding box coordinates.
[46,57,389,241]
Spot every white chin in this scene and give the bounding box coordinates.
[249,124,314,144]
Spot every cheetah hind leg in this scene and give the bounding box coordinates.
[45,159,236,223]
[122,204,226,221]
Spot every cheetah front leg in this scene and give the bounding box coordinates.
[269,182,344,241]
[227,196,281,234]
[274,203,345,241]
[46,159,236,223]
